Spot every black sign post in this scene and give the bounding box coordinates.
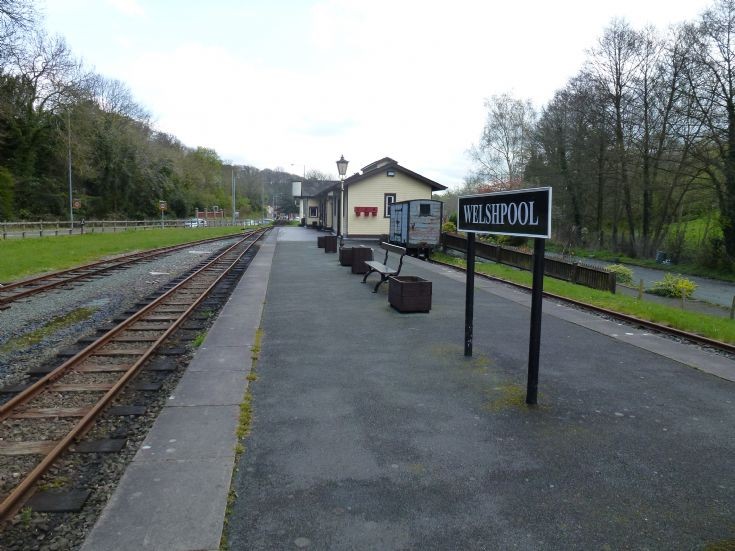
[457,187,551,405]
[464,233,475,356]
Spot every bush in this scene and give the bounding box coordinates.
[606,264,634,285]
[648,273,697,299]
[442,221,456,233]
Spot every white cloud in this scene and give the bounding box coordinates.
[106,0,145,17]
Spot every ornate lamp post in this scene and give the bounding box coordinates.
[336,155,348,246]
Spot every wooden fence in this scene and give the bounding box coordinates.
[441,232,616,293]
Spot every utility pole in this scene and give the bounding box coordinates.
[67,111,74,229]
[231,167,236,225]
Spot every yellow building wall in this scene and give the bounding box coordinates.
[325,194,335,228]
[346,172,433,236]
[306,198,321,225]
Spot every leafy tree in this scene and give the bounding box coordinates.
[469,93,536,189]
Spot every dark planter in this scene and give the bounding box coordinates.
[317,236,326,248]
[324,235,338,253]
[339,247,354,266]
[350,247,374,274]
[389,276,432,313]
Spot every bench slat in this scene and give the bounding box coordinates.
[380,242,407,255]
[364,261,397,275]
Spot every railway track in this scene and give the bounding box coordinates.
[430,257,735,356]
[0,232,246,310]
[0,228,267,522]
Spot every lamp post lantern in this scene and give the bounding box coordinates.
[336,155,348,246]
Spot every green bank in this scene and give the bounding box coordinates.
[0,227,246,281]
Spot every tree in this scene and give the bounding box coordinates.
[685,0,735,258]
[469,93,536,189]
[0,0,35,67]
[587,19,643,252]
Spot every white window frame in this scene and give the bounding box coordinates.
[384,193,396,218]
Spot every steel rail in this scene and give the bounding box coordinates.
[0,231,250,307]
[430,258,735,355]
[0,229,267,521]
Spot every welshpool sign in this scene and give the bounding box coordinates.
[457,187,551,238]
[457,186,553,405]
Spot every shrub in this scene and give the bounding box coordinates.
[606,264,634,285]
[442,221,456,233]
[648,273,697,299]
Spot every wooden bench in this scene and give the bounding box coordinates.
[362,242,406,293]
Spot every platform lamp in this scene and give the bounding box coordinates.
[336,155,348,246]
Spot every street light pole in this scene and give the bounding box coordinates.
[67,111,74,229]
[336,155,349,247]
[231,166,236,226]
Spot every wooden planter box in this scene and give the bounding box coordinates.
[389,276,432,313]
[339,247,354,266]
[317,236,326,248]
[324,235,338,253]
[351,247,374,274]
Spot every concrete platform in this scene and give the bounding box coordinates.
[83,227,735,550]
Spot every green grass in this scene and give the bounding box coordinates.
[432,252,735,344]
[0,306,98,353]
[0,227,247,281]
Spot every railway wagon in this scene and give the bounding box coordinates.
[388,199,443,258]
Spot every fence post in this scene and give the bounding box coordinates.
[571,262,579,285]
[637,279,644,300]
[730,296,735,320]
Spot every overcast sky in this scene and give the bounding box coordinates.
[42,0,713,188]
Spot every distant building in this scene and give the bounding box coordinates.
[292,180,338,227]
[292,157,446,238]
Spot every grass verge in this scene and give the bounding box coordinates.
[0,227,248,282]
[0,306,98,353]
[432,251,735,345]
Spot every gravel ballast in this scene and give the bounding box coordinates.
[0,236,250,550]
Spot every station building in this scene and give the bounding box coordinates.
[292,157,447,239]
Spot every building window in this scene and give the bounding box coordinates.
[384,194,396,218]
[419,203,431,216]
[309,206,318,218]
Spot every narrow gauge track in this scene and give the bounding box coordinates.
[0,232,246,310]
[0,228,267,522]
[430,257,735,356]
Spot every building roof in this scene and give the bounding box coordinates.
[294,180,338,198]
[327,157,447,193]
